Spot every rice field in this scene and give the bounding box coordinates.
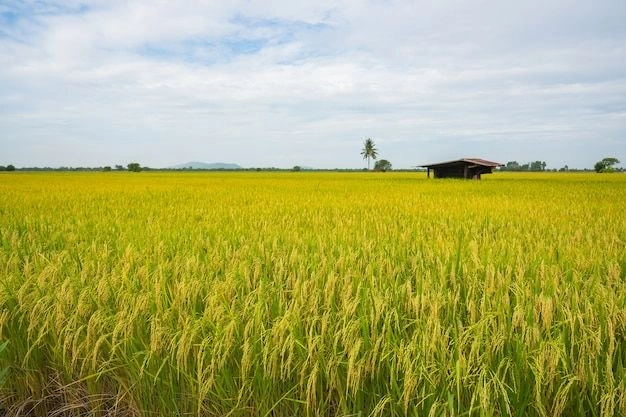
[1,171,625,416]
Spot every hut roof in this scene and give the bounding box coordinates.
[420,158,504,169]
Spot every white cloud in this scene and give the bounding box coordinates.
[1,0,625,168]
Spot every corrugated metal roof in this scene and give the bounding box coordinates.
[419,158,504,168]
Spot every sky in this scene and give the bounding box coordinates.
[1,0,625,169]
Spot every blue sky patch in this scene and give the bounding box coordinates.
[1,11,20,24]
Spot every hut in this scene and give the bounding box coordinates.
[420,158,503,179]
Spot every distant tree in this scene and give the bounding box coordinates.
[292,166,301,172]
[127,162,141,172]
[530,161,546,171]
[115,165,125,171]
[374,159,392,172]
[593,162,604,173]
[6,165,15,172]
[594,157,620,173]
[102,166,112,172]
[505,161,521,171]
[360,138,378,170]
[0,166,5,171]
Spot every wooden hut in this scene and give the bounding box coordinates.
[420,158,503,179]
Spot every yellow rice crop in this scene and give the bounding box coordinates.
[0,171,625,416]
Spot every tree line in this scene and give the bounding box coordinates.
[500,161,548,171]
[1,154,620,173]
[0,163,149,172]
[499,158,622,173]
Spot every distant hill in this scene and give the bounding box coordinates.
[170,161,242,170]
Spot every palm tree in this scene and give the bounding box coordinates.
[360,138,378,170]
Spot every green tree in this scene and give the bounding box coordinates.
[102,166,112,172]
[360,138,378,170]
[6,165,15,172]
[594,157,620,173]
[530,161,546,171]
[505,161,521,171]
[127,162,141,172]
[374,159,392,172]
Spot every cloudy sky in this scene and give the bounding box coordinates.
[1,0,625,169]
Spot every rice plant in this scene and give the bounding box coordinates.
[0,171,625,416]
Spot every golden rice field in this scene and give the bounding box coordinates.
[1,171,625,416]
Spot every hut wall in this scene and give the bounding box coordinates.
[433,165,466,178]
[433,164,495,179]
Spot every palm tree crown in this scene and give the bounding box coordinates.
[360,138,378,170]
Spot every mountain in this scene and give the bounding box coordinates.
[170,161,242,170]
